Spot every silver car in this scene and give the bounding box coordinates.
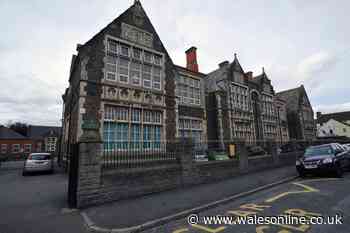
[22,153,54,175]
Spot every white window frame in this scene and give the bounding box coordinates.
[12,144,20,153]
[132,47,142,60]
[143,51,153,63]
[152,67,161,90]
[107,40,118,54]
[142,64,152,88]
[1,144,7,154]
[105,55,117,81]
[119,44,130,57]
[24,144,32,153]
[118,57,130,84]
[130,61,141,86]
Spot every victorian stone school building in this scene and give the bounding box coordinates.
[61,0,316,158]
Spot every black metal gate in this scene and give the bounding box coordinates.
[67,143,79,208]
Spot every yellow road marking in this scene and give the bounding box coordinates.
[240,203,271,211]
[256,226,269,233]
[173,228,189,233]
[265,182,318,203]
[191,224,226,233]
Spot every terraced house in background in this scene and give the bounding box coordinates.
[61,0,315,159]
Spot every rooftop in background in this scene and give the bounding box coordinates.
[317,111,350,125]
[0,126,27,140]
[27,125,61,139]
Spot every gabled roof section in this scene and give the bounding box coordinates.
[230,53,244,73]
[253,67,270,82]
[0,126,27,139]
[81,1,175,64]
[27,125,61,140]
[276,86,302,112]
[317,111,350,125]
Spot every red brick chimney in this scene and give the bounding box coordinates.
[185,46,199,72]
[245,71,253,80]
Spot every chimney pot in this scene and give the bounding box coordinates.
[185,47,199,72]
[246,71,253,79]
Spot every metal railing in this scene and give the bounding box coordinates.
[102,141,179,169]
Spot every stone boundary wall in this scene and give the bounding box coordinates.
[74,141,297,208]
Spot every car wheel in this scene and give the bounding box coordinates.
[335,165,343,178]
[298,170,306,178]
[22,171,27,176]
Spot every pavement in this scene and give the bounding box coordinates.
[1,161,349,233]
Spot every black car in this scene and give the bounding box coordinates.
[246,146,266,157]
[296,143,350,177]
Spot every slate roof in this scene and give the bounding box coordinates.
[174,65,206,77]
[0,126,27,139]
[317,111,350,125]
[27,125,61,140]
[276,86,303,112]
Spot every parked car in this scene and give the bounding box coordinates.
[296,143,350,178]
[246,146,266,156]
[194,153,208,162]
[22,153,54,176]
[342,143,350,151]
[208,151,230,161]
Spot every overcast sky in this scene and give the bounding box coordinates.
[1,0,350,126]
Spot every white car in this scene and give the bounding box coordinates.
[22,153,54,175]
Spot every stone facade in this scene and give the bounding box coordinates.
[61,1,178,158]
[277,85,316,141]
[205,55,290,149]
[174,48,208,150]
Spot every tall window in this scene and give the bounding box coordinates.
[118,57,129,83]
[106,56,117,81]
[103,106,163,150]
[106,38,163,90]
[142,64,152,88]
[153,67,161,90]
[231,84,249,110]
[178,118,203,144]
[107,40,118,54]
[176,76,201,105]
[130,62,141,85]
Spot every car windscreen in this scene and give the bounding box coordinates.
[304,146,333,157]
[29,154,51,160]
